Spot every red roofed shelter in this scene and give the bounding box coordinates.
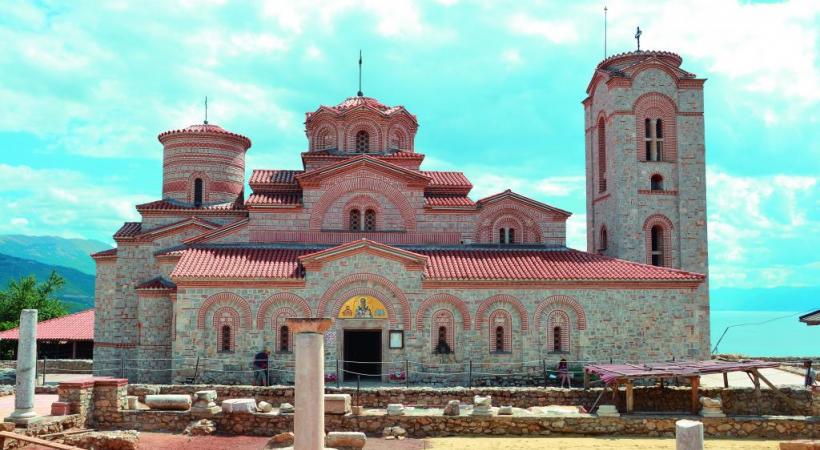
[0,309,94,360]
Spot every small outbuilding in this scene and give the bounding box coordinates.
[0,309,94,359]
[799,309,820,326]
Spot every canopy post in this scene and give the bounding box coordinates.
[722,372,729,388]
[583,369,590,390]
[625,380,634,414]
[690,376,700,415]
[754,368,800,412]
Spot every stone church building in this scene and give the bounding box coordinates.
[93,50,709,383]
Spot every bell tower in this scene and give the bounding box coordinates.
[583,50,708,276]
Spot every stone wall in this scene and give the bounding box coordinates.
[127,384,816,416]
[1,415,84,450]
[0,359,92,373]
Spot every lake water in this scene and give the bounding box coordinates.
[710,310,818,357]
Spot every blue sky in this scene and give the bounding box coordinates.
[0,0,818,298]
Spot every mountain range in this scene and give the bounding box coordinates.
[0,235,110,312]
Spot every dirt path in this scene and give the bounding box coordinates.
[425,437,781,449]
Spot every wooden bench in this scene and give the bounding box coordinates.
[0,430,83,449]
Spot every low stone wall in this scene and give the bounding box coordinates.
[1,415,85,450]
[0,359,93,374]
[91,409,818,440]
[127,384,816,416]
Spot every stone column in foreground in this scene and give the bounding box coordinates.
[287,318,332,450]
[5,309,41,425]
[675,419,704,450]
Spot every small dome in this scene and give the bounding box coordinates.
[332,96,399,113]
[597,50,683,72]
[158,123,251,149]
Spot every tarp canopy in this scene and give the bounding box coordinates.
[585,359,780,385]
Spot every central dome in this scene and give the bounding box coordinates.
[332,95,396,113]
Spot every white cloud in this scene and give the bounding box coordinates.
[706,166,819,288]
[507,13,579,44]
[565,213,587,250]
[0,164,151,240]
[500,48,523,65]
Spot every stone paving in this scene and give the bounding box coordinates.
[0,393,56,418]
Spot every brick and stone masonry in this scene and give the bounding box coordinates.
[93,50,711,384]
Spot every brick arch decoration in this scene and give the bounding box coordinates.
[331,287,398,328]
[387,123,411,150]
[633,92,678,162]
[197,292,252,329]
[431,309,456,352]
[475,294,529,332]
[342,194,383,230]
[309,177,417,231]
[310,122,339,151]
[187,171,210,204]
[534,295,587,331]
[474,206,542,244]
[255,292,311,330]
[494,215,524,243]
[596,112,608,193]
[344,119,382,152]
[414,293,471,331]
[317,273,411,329]
[272,307,297,352]
[629,62,682,86]
[488,309,512,352]
[643,214,675,268]
[213,306,239,353]
[545,309,571,352]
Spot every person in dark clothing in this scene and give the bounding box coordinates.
[435,337,451,354]
[253,348,270,386]
[805,360,817,388]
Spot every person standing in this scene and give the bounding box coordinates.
[805,360,817,388]
[253,348,270,386]
[558,358,571,388]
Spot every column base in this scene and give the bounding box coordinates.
[4,411,42,426]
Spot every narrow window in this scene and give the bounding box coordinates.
[598,117,606,192]
[651,225,664,266]
[508,228,515,244]
[355,130,370,153]
[280,325,289,352]
[364,209,376,231]
[220,325,231,352]
[553,326,562,352]
[435,326,451,354]
[499,228,506,244]
[600,227,608,251]
[349,209,360,231]
[651,174,664,191]
[655,119,664,161]
[495,326,505,352]
[194,178,203,207]
[644,118,652,161]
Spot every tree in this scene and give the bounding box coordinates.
[0,271,69,331]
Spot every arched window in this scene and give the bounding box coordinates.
[349,209,360,231]
[494,326,505,353]
[355,130,370,153]
[650,225,664,266]
[553,326,562,352]
[644,118,664,161]
[220,325,232,352]
[598,117,606,192]
[364,209,376,231]
[651,174,664,191]
[435,326,451,354]
[508,228,515,244]
[194,178,203,207]
[499,228,506,244]
[279,325,289,352]
[432,309,454,354]
[599,226,608,252]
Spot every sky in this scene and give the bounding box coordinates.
[0,0,818,303]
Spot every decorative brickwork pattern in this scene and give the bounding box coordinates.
[196,292,252,329]
[488,309,512,353]
[475,294,529,332]
[643,214,675,268]
[415,293,471,331]
[634,92,678,162]
[255,293,311,329]
[534,295,587,331]
[317,272,411,329]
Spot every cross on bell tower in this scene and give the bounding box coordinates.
[635,26,642,51]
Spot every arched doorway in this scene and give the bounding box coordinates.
[338,295,389,381]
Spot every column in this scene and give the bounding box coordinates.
[287,318,332,450]
[675,419,704,450]
[5,309,41,425]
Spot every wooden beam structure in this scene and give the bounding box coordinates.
[625,380,635,414]
[690,376,700,415]
[752,368,801,412]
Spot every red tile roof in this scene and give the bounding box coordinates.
[136,199,246,212]
[135,277,177,291]
[0,309,94,341]
[301,150,423,160]
[157,123,251,149]
[417,249,704,281]
[422,171,472,188]
[248,169,303,185]
[113,222,141,238]
[246,192,302,207]
[169,246,704,282]
[171,247,314,279]
[425,195,476,208]
[91,248,117,258]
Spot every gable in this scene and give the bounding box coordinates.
[299,239,427,271]
[295,155,431,188]
[476,190,571,219]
